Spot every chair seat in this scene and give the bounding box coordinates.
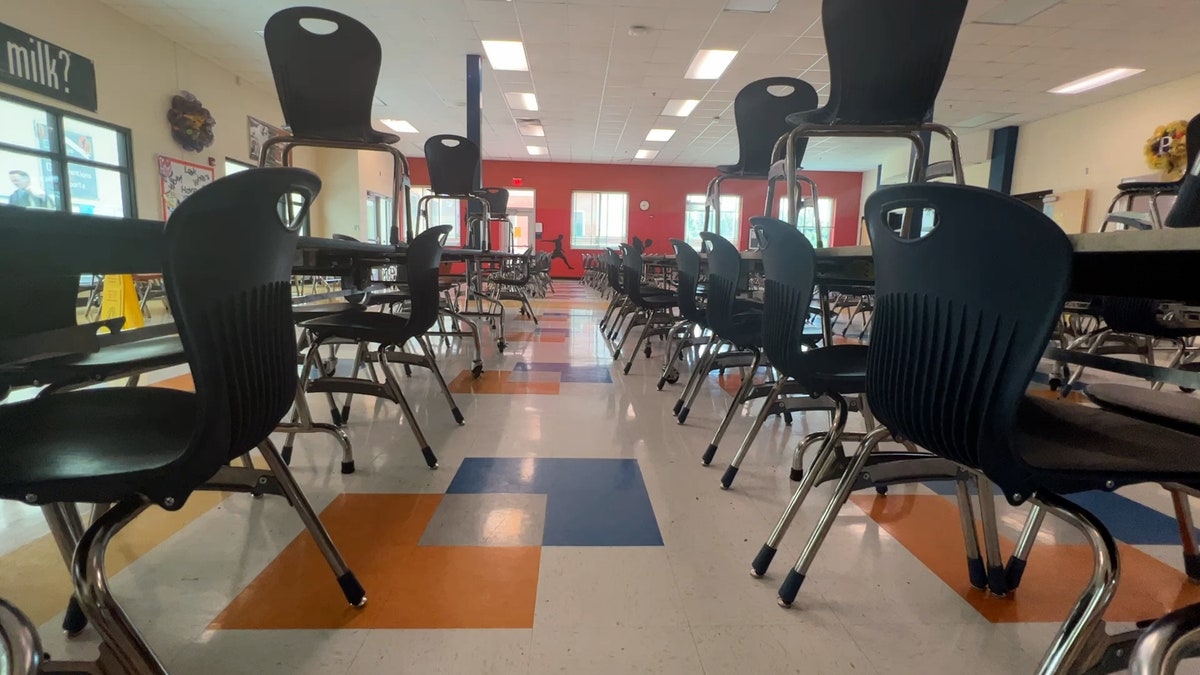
[0,388,198,505]
[366,291,410,306]
[1085,383,1200,436]
[635,294,677,309]
[1116,179,1182,194]
[715,310,763,348]
[787,344,868,394]
[300,310,421,344]
[23,335,187,387]
[716,164,769,178]
[292,303,365,324]
[1015,396,1200,483]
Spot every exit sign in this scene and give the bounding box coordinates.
[512,177,523,187]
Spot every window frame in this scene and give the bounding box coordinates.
[570,190,629,249]
[410,185,463,246]
[774,195,836,247]
[683,193,742,250]
[0,91,137,217]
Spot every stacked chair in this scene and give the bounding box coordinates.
[0,169,364,673]
[618,244,680,375]
[656,239,711,390]
[1103,112,1200,231]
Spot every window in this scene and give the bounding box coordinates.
[365,192,394,244]
[571,191,628,248]
[0,94,134,217]
[776,196,836,247]
[411,186,461,246]
[683,194,741,249]
[225,158,253,176]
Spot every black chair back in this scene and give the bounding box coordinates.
[731,77,818,175]
[475,187,509,217]
[620,244,649,306]
[263,7,386,142]
[1167,146,1200,229]
[425,135,480,197]
[699,233,746,343]
[163,168,319,483]
[404,225,452,333]
[865,183,1072,497]
[821,0,966,125]
[605,249,625,295]
[753,218,817,375]
[670,239,705,325]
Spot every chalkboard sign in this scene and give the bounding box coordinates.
[0,21,97,111]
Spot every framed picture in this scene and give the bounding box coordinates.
[158,154,215,219]
[247,115,286,167]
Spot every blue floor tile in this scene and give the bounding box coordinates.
[446,458,662,546]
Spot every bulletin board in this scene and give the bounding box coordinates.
[157,154,215,220]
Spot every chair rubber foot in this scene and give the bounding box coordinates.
[452,408,465,425]
[751,544,776,578]
[1004,556,1027,591]
[777,569,805,607]
[987,565,1009,597]
[1187,553,1200,583]
[281,446,294,465]
[613,350,621,360]
[421,446,439,469]
[340,406,351,424]
[329,408,343,426]
[340,461,355,475]
[672,400,684,416]
[656,379,667,391]
[968,556,988,590]
[623,362,632,375]
[789,468,804,482]
[337,571,367,608]
[701,443,718,466]
[62,597,88,638]
[677,407,690,424]
[719,465,738,489]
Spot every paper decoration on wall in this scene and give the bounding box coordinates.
[157,154,215,220]
[1145,120,1189,178]
[167,91,216,152]
[248,116,286,167]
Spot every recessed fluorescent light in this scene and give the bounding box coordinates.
[526,145,547,156]
[505,92,539,111]
[481,40,529,71]
[973,0,1060,25]
[662,99,700,117]
[685,49,738,79]
[516,118,545,136]
[1048,67,1144,94]
[380,119,418,133]
[724,0,779,12]
[635,149,658,160]
[645,128,676,142]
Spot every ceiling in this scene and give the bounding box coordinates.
[99,0,1200,170]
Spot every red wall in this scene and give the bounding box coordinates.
[406,159,863,278]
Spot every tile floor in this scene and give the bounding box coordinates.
[5,281,1200,673]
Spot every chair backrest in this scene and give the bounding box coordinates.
[699,232,746,341]
[670,239,705,324]
[605,248,625,294]
[822,0,966,125]
[1186,112,1200,174]
[620,243,652,305]
[404,225,452,333]
[424,135,480,197]
[752,217,817,375]
[263,7,383,142]
[731,77,819,174]
[865,183,1072,498]
[1167,141,1200,228]
[476,187,509,217]
[163,167,320,489]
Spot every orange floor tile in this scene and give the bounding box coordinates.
[211,493,541,629]
[851,493,1200,623]
[506,331,567,343]
[448,370,561,395]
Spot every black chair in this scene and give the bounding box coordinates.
[488,247,539,323]
[475,187,513,252]
[705,77,820,241]
[299,225,464,470]
[262,7,411,242]
[616,245,678,375]
[658,239,709,391]
[785,182,1200,673]
[776,0,968,232]
[1103,113,1200,231]
[0,168,364,673]
[420,135,490,246]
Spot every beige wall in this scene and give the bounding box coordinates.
[0,0,293,220]
[1013,72,1200,232]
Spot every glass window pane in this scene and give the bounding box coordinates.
[571,191,627,248]
[225,158,252,175]
[67,163,128,217]
[1,148,62,210]
[684,194,739,249]
[0,98,57,152]
[62,117,125,167]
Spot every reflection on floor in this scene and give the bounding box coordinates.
[5,280,1200,674]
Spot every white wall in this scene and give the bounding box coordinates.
[1013,72,1200,232]
[0,0,294,220]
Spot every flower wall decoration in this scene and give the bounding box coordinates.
[167,91,216,152]
[1144,120,1189,178]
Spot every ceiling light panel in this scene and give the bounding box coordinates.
[635,149,659,160]
[1048,67,1144,94]
[481,40,529,71]
[380,119,418,133]
[526,146,547,156]
[685,49,738,79]
[516,118,545,136]
[662,99,700,117]
[505,92,539,111]
[645,128,676,142]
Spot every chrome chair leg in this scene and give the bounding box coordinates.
[656,320,691,390]
[777,425,889,607]
[700,349,763,463]
[257,439,366,607]
[1028,492,1120,675]
[1130,603,1200,675]
[675,335,718,421]
[0,599,42,675]
[954,473,988,591]
[715,376,787,481]
[1169,488,1200,582]
[376,347,438,469]
[975,474,1010,596]
[419,336,465,425]
[751,397,850,578]
[1005,503,1046,590]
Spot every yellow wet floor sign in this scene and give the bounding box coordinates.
[98,274,144,331]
